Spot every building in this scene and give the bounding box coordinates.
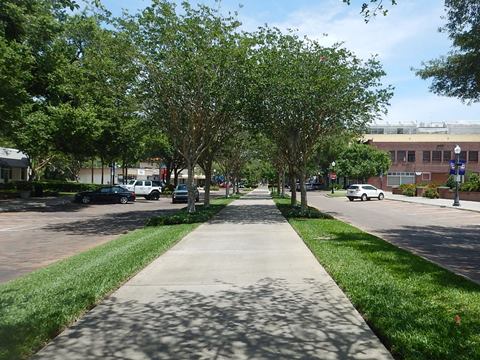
[0,147,29,183]
[365,133,480,190]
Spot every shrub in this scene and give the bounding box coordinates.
[460,173,480,192]
[276,203,333,219]
[445,175,456,189]
[146,203,227,226]
[399,183,416,197]
[423,187,439,199]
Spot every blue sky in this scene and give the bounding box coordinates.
[101,0,480,125]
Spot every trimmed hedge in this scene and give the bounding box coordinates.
[275,201,333,220]
[145,196,240,226]
[0,181,103,194]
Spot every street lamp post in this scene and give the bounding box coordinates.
[453,145,461,207]
[331,161,336,194]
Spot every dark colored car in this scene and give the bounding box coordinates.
[74,186,136,204]
[172,184,199,203]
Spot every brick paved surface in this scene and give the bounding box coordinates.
[0,198,185,283]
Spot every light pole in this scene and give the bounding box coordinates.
[331,161,336,194]
[453,145,461,207]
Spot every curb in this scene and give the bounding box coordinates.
[385,197,480,214]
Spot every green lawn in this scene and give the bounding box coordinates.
[274,197,480,360]
[325,189,347,198]
[0,197,234,360]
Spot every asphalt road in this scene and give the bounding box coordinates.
[307,192,480,284]
[0,197,192,284]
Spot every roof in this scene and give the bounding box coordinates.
[0,147,29,168]
[363,134,480,143]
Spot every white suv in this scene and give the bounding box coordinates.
[346,184,384,202]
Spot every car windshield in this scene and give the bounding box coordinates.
[176,184,187,191]
[127,180,136,185]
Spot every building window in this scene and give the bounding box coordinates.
[469,151,478,162]
[460,151,467,162]
[387,172,415,186]
[389,151,396,162]
[407,151,416,162]
[422,172,431,181]
[443,150,451,162]
[396,128,404,134]
[0,166,12,182]
[423,151,431,162]
[432,151,441,162]
[397,150,406,162]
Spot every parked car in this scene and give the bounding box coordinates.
[74,186,136,204]
[346,184,384,201]
[120,180,162,200]
[172,184,200,203]
[295,182,315,191]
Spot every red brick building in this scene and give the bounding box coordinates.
[364,134,480,190]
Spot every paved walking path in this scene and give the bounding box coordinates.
[35,189,391,360]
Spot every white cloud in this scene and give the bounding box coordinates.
[268,0,445,61]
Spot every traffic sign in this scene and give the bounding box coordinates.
[330,172,337,180]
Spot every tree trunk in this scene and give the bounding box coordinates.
[225,172,230,198]
[165,162,172,185]
[186,160,195,213]
[277,171,281,196]
[91,159,94,183]
[101,159,104,185]
[300,166,307,212]
[289,168,297,206]
[203,158,213,207]
[235,175,240,194]
[281,169,285,197]
[174,167,180,187]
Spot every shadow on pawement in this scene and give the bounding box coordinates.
[35,278,386,360]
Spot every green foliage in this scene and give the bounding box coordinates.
[460,173,480,192]
[399,183,416,197]
[336,143,391,181]
[6,180,102,194]
[423,187,440,199]
[146,198,235,226]
[445,175,456,189]
[416,1,480,102]
[275,201,333,219]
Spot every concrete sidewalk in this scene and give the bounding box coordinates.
[35,189,392,360]
[385,191,480,213]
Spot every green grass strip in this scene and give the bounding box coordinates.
[274,197,480,360]
[0,197,235,360]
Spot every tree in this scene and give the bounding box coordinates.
[0,0,78,141]
[335,143,391,182]
[416,1,480,102]
[135,1,248,212]
[249,28,392,211]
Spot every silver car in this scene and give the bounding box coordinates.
[346,184,384,201]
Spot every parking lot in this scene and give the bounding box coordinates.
[0,197,189,283]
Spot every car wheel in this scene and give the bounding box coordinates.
[378,193,384,200]
[151,192,160,200]
[348,197,354,201]
[81,196,90,204]
[361,194,367,201]
[119,196,128,204]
